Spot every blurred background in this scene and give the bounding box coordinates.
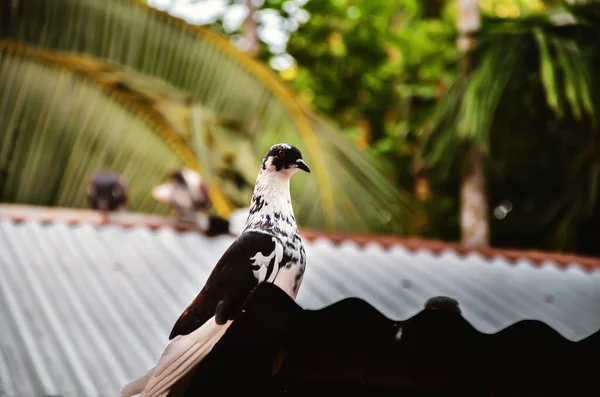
[2,2,600,396]
[1,0,599,254]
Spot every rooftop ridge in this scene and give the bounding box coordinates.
[1,203,599,270]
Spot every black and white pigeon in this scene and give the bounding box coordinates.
[120,143,311,397]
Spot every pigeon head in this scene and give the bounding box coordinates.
[260,143,310,176]
[85,170,128,212]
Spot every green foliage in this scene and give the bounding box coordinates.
[280,0,459,238]
[286,0,457,146]
[0,0,413,233]
[3,0,599,252]
[254,0,600,251]
[428,0,600,250]
[0,42,188,212]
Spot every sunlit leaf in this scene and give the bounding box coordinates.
[534,28,561,115]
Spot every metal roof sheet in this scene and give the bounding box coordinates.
[3,203,599,270]
[1,217,599,397]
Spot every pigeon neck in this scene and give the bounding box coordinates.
[245,171,296,233]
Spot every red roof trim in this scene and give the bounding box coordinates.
[1,204,599,271]
[299,229,600,271]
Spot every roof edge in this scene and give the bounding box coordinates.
[1,204,599,271]
[0,203,224,235]
[299,228,600,271]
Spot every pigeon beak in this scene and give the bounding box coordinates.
[295,159,311,173]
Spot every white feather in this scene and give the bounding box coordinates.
[151,184,174,204]
[244,167,296,236]
[120,317,231,397]
[119,367,155,397]
[250,236,284,283]
[181,169,202,189]
[152,182,194,212]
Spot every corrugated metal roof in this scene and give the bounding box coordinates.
[3,203,600,270]
[0,210,599,397]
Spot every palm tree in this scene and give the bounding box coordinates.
[0,0,412,233]
[0,40,207,213]
[428,0,600,249]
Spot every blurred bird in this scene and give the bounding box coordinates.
[121,143,311,397]
[152,169,243,236]
[85,170,128,219]
[152,169,212,225]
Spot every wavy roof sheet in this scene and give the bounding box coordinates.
[0,205,599,397]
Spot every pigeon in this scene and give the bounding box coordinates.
[151,169,231,236]
[152,169,212,224]
[85,170,128,214]
[120,143,311,397]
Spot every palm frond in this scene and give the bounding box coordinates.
[302,110,413,232]
[428,1,599,160]
[0,40,233,213]
[426,1,600,249]
[3,0,413,232]
[189,106,258,208]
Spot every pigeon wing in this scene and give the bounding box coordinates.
[168,230,279,339]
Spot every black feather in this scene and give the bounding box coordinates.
[169,231,278,338]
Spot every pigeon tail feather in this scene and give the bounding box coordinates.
[120,316,231,397]
[119,367,155,397]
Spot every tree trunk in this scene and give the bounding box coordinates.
[460,147,489,247]
[456,0,480,60]
[456,0,489,247]
[244,0,259,58]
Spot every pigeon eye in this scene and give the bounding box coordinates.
[278,150,285,157]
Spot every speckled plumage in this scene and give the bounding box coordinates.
[244,145,307,296]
